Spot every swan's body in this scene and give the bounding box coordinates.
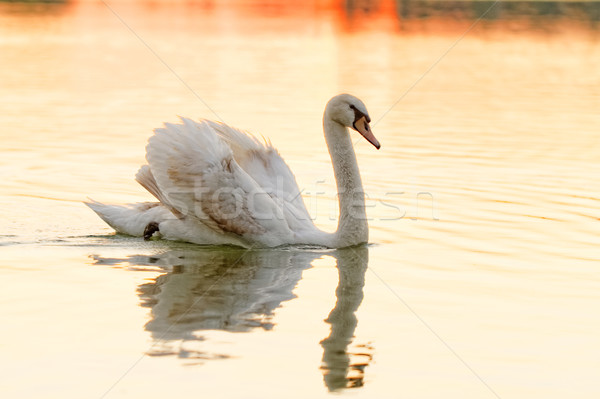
[86,94,380,248]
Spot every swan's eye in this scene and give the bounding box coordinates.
[349,104,355,110]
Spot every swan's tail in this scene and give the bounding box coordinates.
[85,199,170,237]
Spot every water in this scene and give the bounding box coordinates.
[1,1,599,398]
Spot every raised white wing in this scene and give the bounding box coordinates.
[144,118,295,246]
[204,120,313,231]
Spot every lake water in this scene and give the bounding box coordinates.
[1,1,599,398]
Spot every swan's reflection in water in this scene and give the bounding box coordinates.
[320,246,372,390]
[92,245,371,390]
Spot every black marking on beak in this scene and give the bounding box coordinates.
[353,120,372,132]
[351,106,371,131]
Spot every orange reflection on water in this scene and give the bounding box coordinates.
[0,1,599,398]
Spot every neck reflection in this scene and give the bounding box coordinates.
[92,245,372,389]
[320,245,371,390]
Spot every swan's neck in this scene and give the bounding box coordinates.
[323,118,368,247]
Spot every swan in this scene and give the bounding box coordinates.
[86,94,380,248]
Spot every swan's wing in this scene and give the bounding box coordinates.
[205,120,312,229]
[135,165,183,218]
[145,118,294,244]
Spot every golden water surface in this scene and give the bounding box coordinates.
[1,1,599,398]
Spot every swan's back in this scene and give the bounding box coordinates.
[140,118,314,246]
[205,120,313,230]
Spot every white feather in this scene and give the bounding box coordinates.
[84,200,172,236]
[144,118,296,246]
[86,94,376,248]
[206,120,313,232]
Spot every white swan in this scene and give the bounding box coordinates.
[86,94,380,248]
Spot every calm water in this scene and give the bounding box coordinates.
[1,1,599,398]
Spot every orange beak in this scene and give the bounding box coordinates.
[353,116,380,150]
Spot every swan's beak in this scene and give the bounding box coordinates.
[353,116,380,150]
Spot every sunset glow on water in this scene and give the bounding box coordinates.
[1,1,599,398]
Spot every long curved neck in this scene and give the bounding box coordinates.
[323,117,368,247]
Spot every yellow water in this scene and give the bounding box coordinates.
[1,1,599,398]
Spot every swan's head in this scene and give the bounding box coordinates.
[325,93,380,150]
